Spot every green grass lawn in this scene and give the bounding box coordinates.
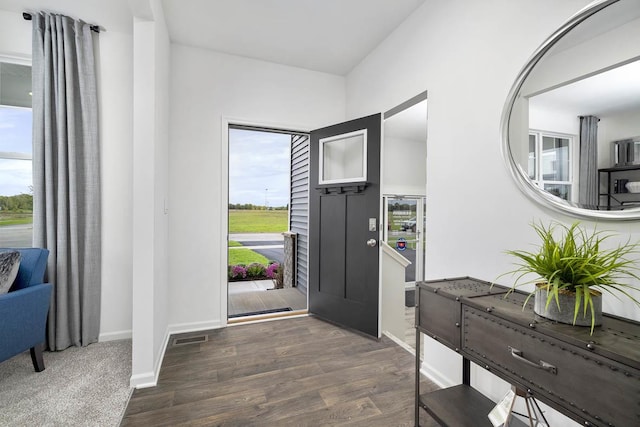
[229,209,287,233]
[228,248,271,266]
[0,214,33,227]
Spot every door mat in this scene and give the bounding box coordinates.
[405,289,415,307]
[229,307,293,318]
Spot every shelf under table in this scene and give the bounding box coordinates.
[420,384,527,427]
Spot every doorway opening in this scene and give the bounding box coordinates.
[227,124,309,321]
[380,92,428,350]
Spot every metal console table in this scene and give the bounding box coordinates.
[415,277,640,427]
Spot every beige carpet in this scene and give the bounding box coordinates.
[0,340,132,427]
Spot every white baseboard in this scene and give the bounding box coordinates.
[129,372,157,389]
[128,317,253,389]
[420,360,456,389]
[167,319,224,335]
[382,331,455,390]
[99,330,132,342]
[129,326,171,389]
[129,320,225,389]
[382,330,416,357]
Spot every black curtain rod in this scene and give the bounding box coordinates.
[23,12,101,33]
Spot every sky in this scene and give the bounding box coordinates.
[0,106,32,196]
[228,128,290,207]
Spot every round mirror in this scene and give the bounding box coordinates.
[501,0,640,220]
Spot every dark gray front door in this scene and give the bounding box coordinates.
[309,113,381,338]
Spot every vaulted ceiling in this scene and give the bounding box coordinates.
[160,0,425,75]
[0,0,426,76]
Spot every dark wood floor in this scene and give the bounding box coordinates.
[121,316,440,426]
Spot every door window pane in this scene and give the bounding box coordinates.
[319,130,367,184]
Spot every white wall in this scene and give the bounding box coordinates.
[0,9,133,342]
[0,11,30,59]
[600,107,640,166]
[167,45,346,330]
[382,136,427,196]
[529,105,579,136]
[346,0,640,425]
[601,108,640,144]
[96,27,134,342]
[130,0,170,387]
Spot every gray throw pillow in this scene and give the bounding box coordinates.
[0,251,21,295]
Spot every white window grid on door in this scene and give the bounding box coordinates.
[318,129,367,185]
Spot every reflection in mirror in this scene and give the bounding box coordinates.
[504,0,640,219]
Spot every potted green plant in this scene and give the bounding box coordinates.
[502,221,640,333]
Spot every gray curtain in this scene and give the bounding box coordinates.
[31,12,101,350]
[579,115,599,208]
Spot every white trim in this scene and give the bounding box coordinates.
[0,151,32,160]
[129,326,170,389]
[129,372,157,389]
[168,319,224,335]
[99,329,132,341]
[383,330,415,356]
[377,117,384,339]
[318,128,368,185]
[221,117,230,327]
[383,331,451,389]
[420,360,457,389]
[130,319,226,389]
[0,53,31,66]
[228,313,308,326]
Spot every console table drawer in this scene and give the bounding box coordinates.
[462,307,640,427]
[417,277,508,350]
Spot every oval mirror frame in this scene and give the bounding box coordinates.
[500,0,640,221]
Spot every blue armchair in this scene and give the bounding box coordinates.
[0,248,52,371]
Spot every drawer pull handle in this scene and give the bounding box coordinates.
[509,346,557,375]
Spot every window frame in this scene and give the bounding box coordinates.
[0,54,33,172]
[528,129,578,203]
[0,55,34,248]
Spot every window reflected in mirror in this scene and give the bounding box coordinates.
[528,131,574,202]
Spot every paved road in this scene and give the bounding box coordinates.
[229,233,283,242]
[249,246,284,264]
[229,233,284,264]
[0,224,32,247]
